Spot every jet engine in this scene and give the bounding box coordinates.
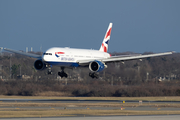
[89,60,106,72]
[34,59,46,70]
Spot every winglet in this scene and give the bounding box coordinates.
[99,23,113,52]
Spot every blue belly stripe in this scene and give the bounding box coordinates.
[45,61,79,67]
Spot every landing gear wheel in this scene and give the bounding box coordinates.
[89,73,94,78]
[89,72,99,79]
[58,71,68,78]
[58,67,68,78]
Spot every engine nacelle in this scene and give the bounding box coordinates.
[34,59,46,70]
[89,60,105,72]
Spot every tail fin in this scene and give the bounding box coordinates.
[99,23,113,52]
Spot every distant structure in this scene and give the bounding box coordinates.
[40,45,42,53]
[40,45,43,55]
[0,65,2,79]
[31,47,33,52]
[0,47,3,56]
[26,47,28,53]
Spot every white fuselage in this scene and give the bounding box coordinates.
[42,47,110,67]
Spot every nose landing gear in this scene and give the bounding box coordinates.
[47,66,52,75]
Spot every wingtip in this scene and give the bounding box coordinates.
[3,48,8,50]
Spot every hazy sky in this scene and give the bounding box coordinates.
[0,0,180,53]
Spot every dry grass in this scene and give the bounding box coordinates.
[0,109,180,118]
[34,91,72,96]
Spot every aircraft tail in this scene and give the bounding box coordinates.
[99,23,113,52]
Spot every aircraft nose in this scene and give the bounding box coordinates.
[42,54,45,61]
[42,54,48,62]
[42,53,52,62]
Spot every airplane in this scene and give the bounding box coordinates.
[3,23,174,78]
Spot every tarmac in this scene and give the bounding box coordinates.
[0,98,180,119]
[0,115,180,120]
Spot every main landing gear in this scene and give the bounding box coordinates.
[47,66,67,78]
[89,72,99,79]
[58,67,68,78]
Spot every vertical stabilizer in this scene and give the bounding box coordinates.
[99,23,113,52]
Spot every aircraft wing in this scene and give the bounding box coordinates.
[3,48,42,59]
[102,51,173,63]
[78,51,174,65]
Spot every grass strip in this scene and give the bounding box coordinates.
[0,109,180,118]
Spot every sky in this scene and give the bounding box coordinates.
[0,0,180,53]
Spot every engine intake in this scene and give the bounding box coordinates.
[89,60,105,72]
[34,59,46,70]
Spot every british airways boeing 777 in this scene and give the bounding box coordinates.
[3,23,173,78]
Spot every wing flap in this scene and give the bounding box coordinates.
[110,54,142,58]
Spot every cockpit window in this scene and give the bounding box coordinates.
[43,53,52,55]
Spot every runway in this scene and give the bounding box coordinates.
[0,115,180,120]
[0,98,180,118]
[0,98,180,111]
[1,106,180,111]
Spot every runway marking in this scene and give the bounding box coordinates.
[157,108,161,110]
